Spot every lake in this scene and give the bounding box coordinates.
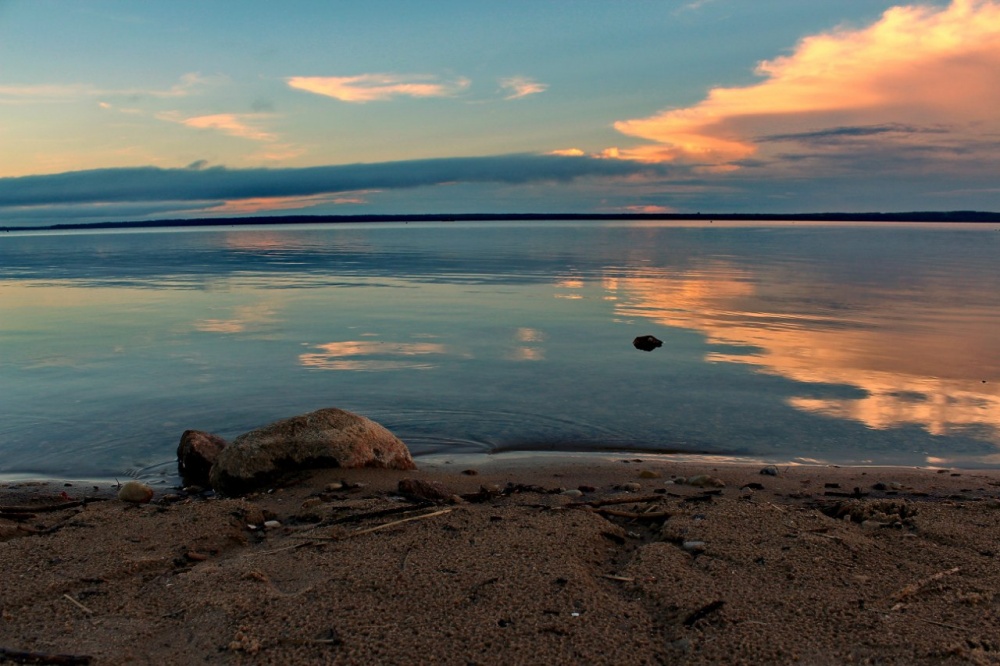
[2,220,999,483]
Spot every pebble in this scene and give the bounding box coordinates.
[561,489,584,498]
[301,498,322,509]
[117,481,154,504]
[639,470,662,479]
[325,482,344,492]
[760,465,779,476]
[682,540,706,553]
[621,482,642,493]
[263,520,281,529]
[686,475,725,488]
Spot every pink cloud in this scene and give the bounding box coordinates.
[612,0,1000,167]
[499,76,548,100]
[157,112,275,142]
[287,73,470,102]
[206,191,376,214]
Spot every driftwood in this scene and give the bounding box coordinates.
[0,646,92,665]
[0,498,107,516]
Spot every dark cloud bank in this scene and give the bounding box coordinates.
[0,154,662,208]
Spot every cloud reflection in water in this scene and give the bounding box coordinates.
[299,340,450,371]
[608,263,1000,447]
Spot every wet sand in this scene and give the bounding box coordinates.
[2,456,999,665]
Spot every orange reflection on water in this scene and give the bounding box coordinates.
[508,327,545,361]
[299,340,450,371]
[609,266,1000,441]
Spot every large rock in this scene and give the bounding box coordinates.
[208,408,416,495]
[177,430,229,487]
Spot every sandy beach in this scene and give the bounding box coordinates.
[2,456,999,665]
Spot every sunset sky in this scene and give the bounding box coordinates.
[3,0,1000,226]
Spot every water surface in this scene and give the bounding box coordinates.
[2,220,998,482]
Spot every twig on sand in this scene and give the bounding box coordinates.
[0,499,105,515]
[62,594,93,615]
[258,542,315,556]
[911,616,973,632]
[593,508,672,521]
[347,509,453,538]
[322,502,434,527]
[891,566,961,607]
[0,646,92,665]
[571,495,665,508]
[291,509,454,541]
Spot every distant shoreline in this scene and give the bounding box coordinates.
[3,210,1000,233]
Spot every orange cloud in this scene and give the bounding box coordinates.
[163,113,276,142]
[206,192,374,214]
[624,205,676,214]
[612,0,1000,165]
[499,76,548,100]
[287,73,470,102]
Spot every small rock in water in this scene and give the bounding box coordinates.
[633,335,663,352]
[686,475,725,488]
[118,481,154,504]
[639,470,662,479]
[760,465,779,476]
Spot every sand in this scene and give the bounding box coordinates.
[2,455,999,665]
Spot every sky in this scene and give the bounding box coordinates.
[2,0,1000,226]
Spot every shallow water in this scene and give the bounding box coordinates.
[2,220,998,482]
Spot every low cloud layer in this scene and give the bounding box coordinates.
[612,0,1000,174]
[0,154,662,215]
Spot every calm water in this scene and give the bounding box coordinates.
[2,220,999,482]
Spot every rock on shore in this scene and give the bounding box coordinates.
[177,430,228,487]
[209,407,416,495]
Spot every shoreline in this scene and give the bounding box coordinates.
[5,448,1000,493]
[3,458,999,664]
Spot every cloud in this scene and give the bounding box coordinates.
[287,73,470,102]
[612,0,1000,170]
[499,76,548,100]
[0,72,213,105]
[206,192,375,214]
[0,154,664,210]
[156,112,276,142]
